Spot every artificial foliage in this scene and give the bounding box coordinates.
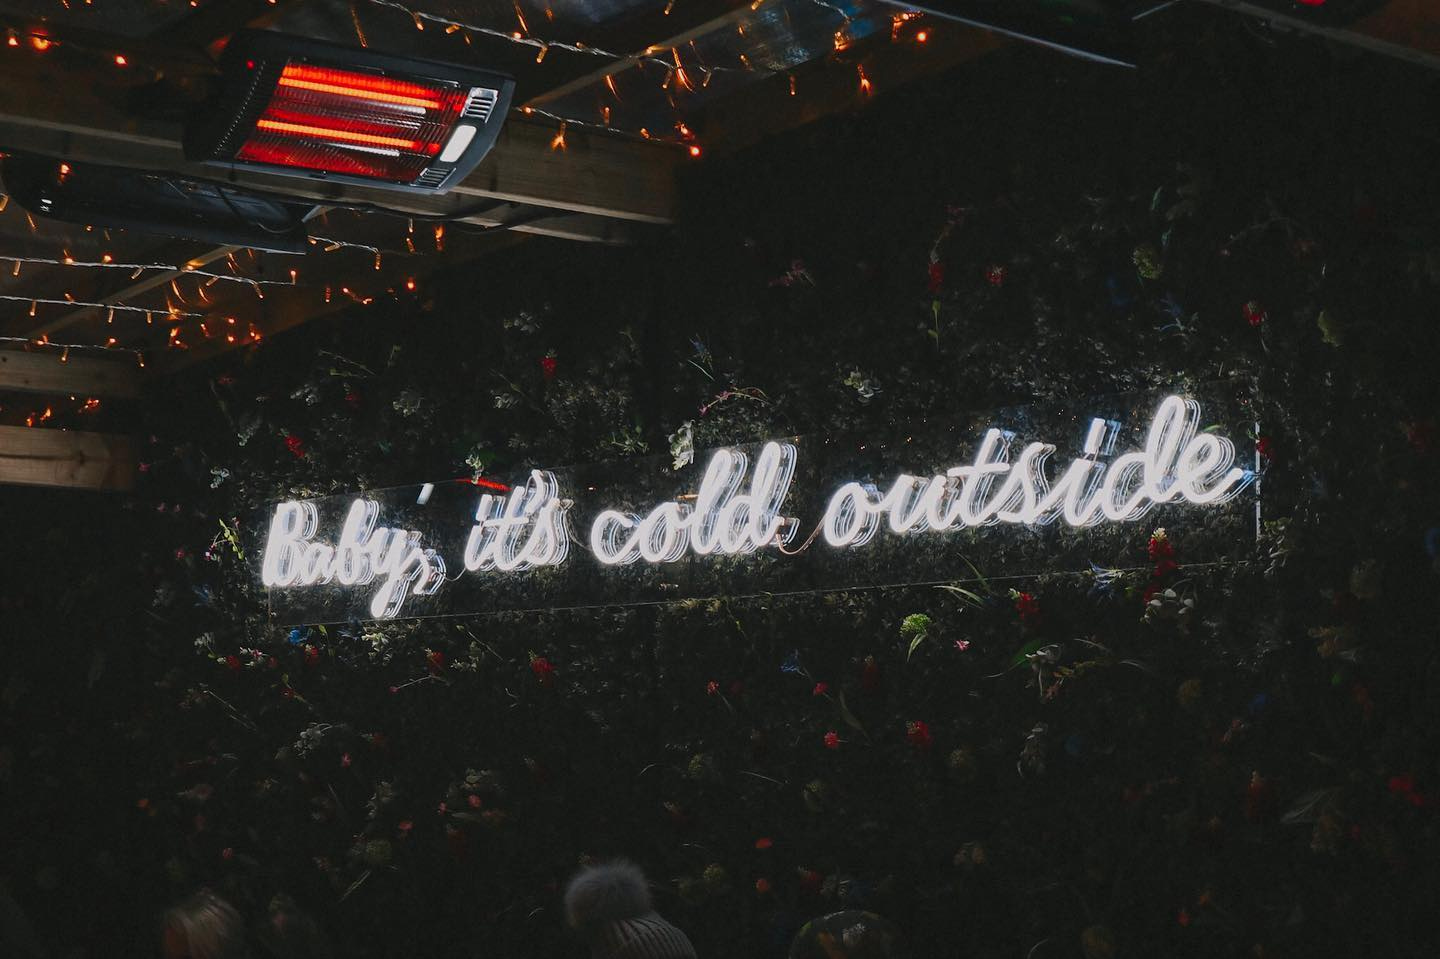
[4,14,1440,959]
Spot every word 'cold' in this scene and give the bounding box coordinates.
[590,441,799,564]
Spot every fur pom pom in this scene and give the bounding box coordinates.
[565,860,653,928]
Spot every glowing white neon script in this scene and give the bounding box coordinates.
[589,441,799,564]
[464,470,571,572]
[822,395,1250,548]
[261,499,446,619]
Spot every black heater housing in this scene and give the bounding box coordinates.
[185,30,514,196]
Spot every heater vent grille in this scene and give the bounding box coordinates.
[413,167,452,189]
[462,89,500,122]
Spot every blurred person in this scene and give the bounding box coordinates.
[564,860,697,959]
[161,890,247,959]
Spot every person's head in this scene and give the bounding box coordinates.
[789,911,900,959]
[564,860,655,932]
[252,895,331,959]
[564,860,697,958]
[161,890,247,959]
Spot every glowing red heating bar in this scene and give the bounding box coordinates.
[236,60,470,183]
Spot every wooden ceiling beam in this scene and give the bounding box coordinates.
[156,0,311,51]
[0,425,135,491]
[1191,0,1440,70]
[0,349,141,399]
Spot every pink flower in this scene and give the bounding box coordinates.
[221,847,234,861]
[341,753,351,768]
[437,802,448,814]
[953,639,971,652]
[823,731,841,750]
[812,682,829,696]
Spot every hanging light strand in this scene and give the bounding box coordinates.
[0,255,300,287]
[0,293,203,319]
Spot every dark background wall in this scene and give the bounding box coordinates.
[3,8,1439,958]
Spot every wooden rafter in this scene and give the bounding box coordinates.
[1191,0,1440,70]
[0,350,140,398]
[0,425,135,491]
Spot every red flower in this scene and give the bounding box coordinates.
[1177,907,1191,927]
[705,680,719,696]
[1014,592,1040,623]
[1142,583,1160,606]
[926,261,945,295]
[341,753,351,768]
[467,794,482,809]
[906,720,933,750]
[345,391,362,409]
[754,837,774,850]
[1242,300,1267,327]
[281,686,295,700]
[540,356,558,380]
[1256,435,1274,460]
[986,264,1006,287]
[823,731,841,750]
[398,820,413,834]
[1406,420,1435,454]
[530,656,556,687]
[1147,536,1175,563]
[798,869,823,893]
[812,682,829,697]
[1388,774,1425,807]
[304,645,320,666]
[426,649,445,673]
[284,434,305,458]
[216,375,235,386]
[861,655,880,692]
[1245,771,1275,823]
[755,878,772,895]
[221,847,234,861]
[224,655,241,672]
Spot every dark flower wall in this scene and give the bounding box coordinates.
[4,11,1440,959]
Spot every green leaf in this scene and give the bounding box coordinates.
[935,584,984,608]
[835,690,866,733]
[907,632,927,662]
[1009,638,1049,669]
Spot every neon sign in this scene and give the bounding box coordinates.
[257,394,1256,622]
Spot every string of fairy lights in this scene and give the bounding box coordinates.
[0,0,934,408]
